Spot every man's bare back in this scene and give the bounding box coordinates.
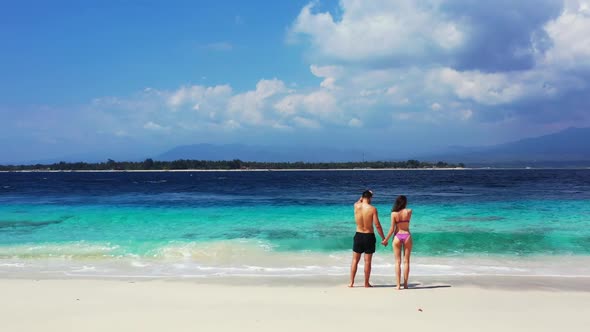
[354,201,377,233]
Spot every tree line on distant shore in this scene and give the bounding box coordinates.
[0,158,465,171]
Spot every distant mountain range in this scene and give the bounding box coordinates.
[157,144,379,162]
[157,127,590,167]
[423,127,590,167]
[6,127,589,167]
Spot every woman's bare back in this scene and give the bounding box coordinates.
[392,208,412,233]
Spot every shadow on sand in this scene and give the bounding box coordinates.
[372,283,451,290]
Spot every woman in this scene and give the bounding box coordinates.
[382,195,413,290]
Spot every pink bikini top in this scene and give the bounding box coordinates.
[395,210,411,224]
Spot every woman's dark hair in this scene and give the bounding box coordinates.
[392,195,407,212]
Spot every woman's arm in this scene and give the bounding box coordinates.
[382,212,396,245]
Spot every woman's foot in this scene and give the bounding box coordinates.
[365,283,373,288]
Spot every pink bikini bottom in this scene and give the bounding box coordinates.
[395,233,411,243]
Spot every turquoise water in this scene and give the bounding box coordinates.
[2,200,589,257]
[1,170,589,277]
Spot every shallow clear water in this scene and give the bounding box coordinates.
[1,170,589,277]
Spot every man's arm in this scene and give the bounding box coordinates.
[373,208,386,240]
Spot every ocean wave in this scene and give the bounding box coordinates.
[70,265,97,272]
[417,192,479,197]
[0,242,122,259]
[0,219,64,229]
[444,216,505,222]
[0,262,25,268]
[3,255,590,278]
[151,239,275,262]
[2,240,590,278]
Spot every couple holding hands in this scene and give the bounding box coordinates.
[350,190,413,289]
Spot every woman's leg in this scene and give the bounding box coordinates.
[403,236,413,289]
[393,236,402,289]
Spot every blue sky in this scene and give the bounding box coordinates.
[2,0,590,163]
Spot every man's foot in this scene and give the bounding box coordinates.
[396,285,401,290]
[364,283,373,288]
[348,283,354,288]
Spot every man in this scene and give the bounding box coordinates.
[349,190,386,288]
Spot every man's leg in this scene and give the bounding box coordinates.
[364,253,373,287]
[349,252,362,287]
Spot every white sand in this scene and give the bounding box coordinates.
[2,278,589,332]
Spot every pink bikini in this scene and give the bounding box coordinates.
[395,219,411,244]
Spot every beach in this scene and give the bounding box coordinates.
[2,170,590,330]
[2,277,590,332]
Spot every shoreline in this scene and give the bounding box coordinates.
[2,167,590,172]
[1,168,468,172]
[2,274,590,291]
[3,252,590,281]
[3,254,590,279]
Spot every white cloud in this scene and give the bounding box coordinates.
[432,68,527,105]
[271,122,292,131]
[425,0,590,107]
[543,0,590,68]
[290,0,465,62]
[227,79,287,125]
[168,85,232,109]
[394,112,413,121]
[392,106,473,123]
[310,64,342,90]
[310,64,342,78]
[319,77,336,90]
[254,79,287,99]
[274,90,339,120]
[348,117,363,127]
[301,90,339,115]
[293,116,321,129]
[223,119,241,130]
[114,130,130,137]
[91,72,352,137]
[284,0,590,129]
[144,121,168,131]
[274,94,301,115]
[385,86,398,95]
[460,109,474,121]
[359,88,385,97]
